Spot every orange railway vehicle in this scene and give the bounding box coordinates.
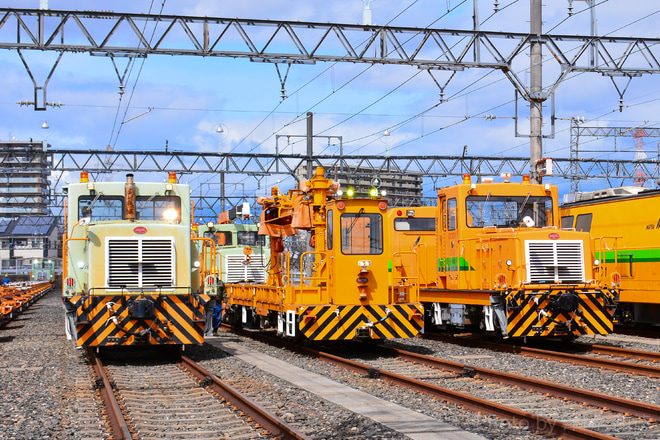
[225,166,424,341]
[62,172,218,348]
[389,174,619,339]
[1,281,52,324]
[561,186,660,326]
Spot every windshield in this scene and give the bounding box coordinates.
[77,195,181,222]
[136,196,181,222]
[78,196,123,221]
[466,195,553,228]
[237,231,266,246]
[340,212,383,255]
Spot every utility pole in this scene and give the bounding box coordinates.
[529,0,543,183]
[306,112,314,179]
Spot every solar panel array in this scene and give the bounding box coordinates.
[0,218,11,234]
[11,216,56,235]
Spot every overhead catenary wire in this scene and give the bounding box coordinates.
[231,0,466,157]
[107,0,167,149]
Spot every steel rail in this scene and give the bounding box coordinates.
[87,349,132,440]
[379,345,660,421]
[180,355,311,440]
[223,327,618,440]
[588,343,660,362]
[516,345,660,378]
[424,333,660,378]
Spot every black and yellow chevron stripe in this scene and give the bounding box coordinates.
[506,289,615,338]
[297,303,424,340]
[70,294,210,347]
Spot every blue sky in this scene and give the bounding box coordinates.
[1,0,660,204]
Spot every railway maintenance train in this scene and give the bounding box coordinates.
[388,173,619,339]
[1,280,53,325]
[195,203,269,284]
[62,172,218,348]
[30,259,55,283]
[561,186,660,326]
[224,166,424,341]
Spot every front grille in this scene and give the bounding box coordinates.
[225,254,268,283]
[108,238,174,288]
[525,240,585,283]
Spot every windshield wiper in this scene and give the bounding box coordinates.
[347,208,365,235]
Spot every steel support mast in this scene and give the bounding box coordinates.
[529,0,543,184]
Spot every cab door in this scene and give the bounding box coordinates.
[438,193,461,289]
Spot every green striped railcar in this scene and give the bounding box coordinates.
[561,186,660,326]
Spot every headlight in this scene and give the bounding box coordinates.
[163,208,178,221]
[76,261,85,269]
[594,259,600,266]
[193,261,201,268]
[506,259,513,267]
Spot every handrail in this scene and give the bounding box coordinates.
[295,251,328,303]
[191,236,217,287]
[63,203,91,287]
[88,286,193,296]
[390,250,419,303]
[594,235,621,286]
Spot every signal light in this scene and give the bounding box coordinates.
[522,174,530,183]
[356,276,369,285]
[378,201,387,211]
[396,210,402,216]
[168,172,177,183]
[65,277,75,287]
[80,171,89,183]
[462,174,471,184]
[337,201,346,210]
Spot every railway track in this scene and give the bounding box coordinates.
[226,326,660,439]
[423,333,660,378]
[88,348,309,440]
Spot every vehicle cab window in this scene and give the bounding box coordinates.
[340,211,383,255]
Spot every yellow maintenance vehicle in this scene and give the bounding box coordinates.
[225,166,424,341]
[62,172,218,347]
[561,186,660,326]
[389,173,619,339]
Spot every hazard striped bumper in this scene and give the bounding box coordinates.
[506,289,616,338]
[297,304,424,341]
[69,294,210,347]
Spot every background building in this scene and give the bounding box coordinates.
[297,164,426,207]
[0,141,51,216]
[0,216,59,276]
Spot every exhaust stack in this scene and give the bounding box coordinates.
[125,173,136,221]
